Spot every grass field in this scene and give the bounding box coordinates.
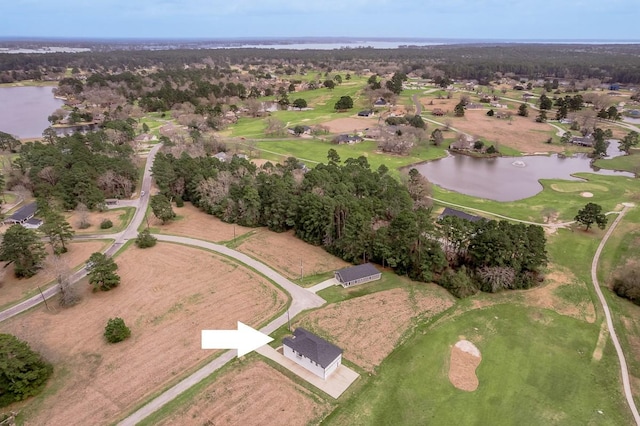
[595,151,640,174]
[325,304,631,426]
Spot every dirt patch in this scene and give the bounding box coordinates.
[152,202,253,243]
[0,243,286,426]
[65,208,130,234]
[448,340,482,391]
[517,267,596,323]
[581,192,594,198]
[420,97,461,115]
[0,240,108,308]
[450,110,562,154]
[592,322,608,361]
[297,287,454,371]
[321,117,375,133]
[237,229,350,280]
[156,360,330,426]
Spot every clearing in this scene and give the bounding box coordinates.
[0,240,108,308]
[151,202,253,242]
[296,286,454,371]
[153,360,330,426]
[65,208,132,234]
[0,243,286,426]
[321,117,376,133]
[451,110,560,154]
[237,229,350,282]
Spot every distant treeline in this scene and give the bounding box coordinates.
[2,44,640,83]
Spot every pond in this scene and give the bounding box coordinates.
[0,85,63,139]
[414,143,635,201]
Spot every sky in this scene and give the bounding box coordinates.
[2,0,639,41]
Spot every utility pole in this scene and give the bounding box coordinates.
[38,286,51,312]
[287,310,291,332]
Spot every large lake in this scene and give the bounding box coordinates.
[414,145,634,202]
[0,85,63,139]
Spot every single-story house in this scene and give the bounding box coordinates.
[283,328,343,380]
[465,103,484,110]
[334,134,363,144]
[358,110,374,117]
[334,263,381,288]
[213,152,229,162]
[432,108,445,116]
[571,136,594,147]
[287,125,312,136]
[438,207,483,223]
[4,202,38,226]
[373,98,388,107]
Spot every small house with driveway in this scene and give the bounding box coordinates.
[283,328,343,380]
[333,134,363,145]
[358,110,374,117]
[373,98,388,108]
[334,263,381,288]
[4,202,42,228]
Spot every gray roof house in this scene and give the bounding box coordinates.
[4,202,39,226]
[334,134,363,144]
[335,263,381,288]
[438,207,483,223]
[283,328,343,380]
[570,135,594,147]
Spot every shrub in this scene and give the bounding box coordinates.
[135,229,157,249]
[104,318,131,343]
[175,196,184,207]
[486,145,497,154]
[0,334,53,407]
[100,219,113,229]
[612,261,640,305]
[438,267,478,298]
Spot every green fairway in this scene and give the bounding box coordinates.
[326,304,631,426]
[595,151,640,175]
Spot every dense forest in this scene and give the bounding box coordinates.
[2,43,640,83]
[151,150,547,296]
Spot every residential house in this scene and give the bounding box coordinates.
[465,103,484,110]
[334,134,363,145]
[432,108,445,116]
[287,125,312,136]
[334,263,381,288]
[438,207,483,223]
[3,202,42,229]
[283,328,343,380]
[571,135,594,147]
[358,110,374,117]
[373,98,388,108]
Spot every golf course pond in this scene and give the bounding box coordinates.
[414,143,634,201]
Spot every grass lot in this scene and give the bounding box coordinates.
[254,139,447,176]
[595,151,640,175]
[325,304,631,426]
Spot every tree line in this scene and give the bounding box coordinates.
[152,150,547,296]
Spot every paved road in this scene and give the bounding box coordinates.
[589,204,640,425]
[117,234,325,425]
[0,144,162,324]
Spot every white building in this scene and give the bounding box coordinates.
[283,328,342,380]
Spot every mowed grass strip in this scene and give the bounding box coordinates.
[325,304,631,426]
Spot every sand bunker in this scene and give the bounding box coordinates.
[449,340,482,391]
[581,192,594,198]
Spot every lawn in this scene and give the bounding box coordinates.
[325,304,632,426]
[595,151,640,174]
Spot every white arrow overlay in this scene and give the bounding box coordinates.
[201,321,274,357]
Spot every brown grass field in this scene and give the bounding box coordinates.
[156,360,330,426]
[0,243,286,426]
[0,240,108,308]
[151,202,253,242]
[296,286,455,371]
[322,117,376,133]
[451,110,561,153]
[237,229,350,280]
[65,208,130,234]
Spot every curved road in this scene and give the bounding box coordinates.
[590,204,640,425]
[0,143,163,323]
[117,235,325,426]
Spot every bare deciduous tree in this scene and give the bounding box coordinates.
[477,266,517,292]
[76,202,90,229]
[49,256,80,307]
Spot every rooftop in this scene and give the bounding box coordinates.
[335,263,380,283]
[8,202,38,222]
[283,328,342,368]
[438,207,483,223]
